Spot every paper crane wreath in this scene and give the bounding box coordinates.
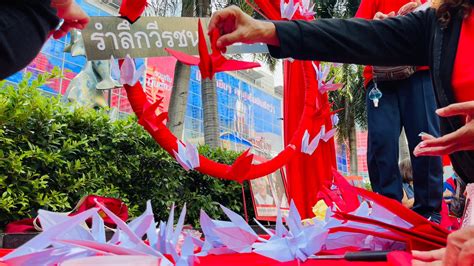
[116,1,342,183]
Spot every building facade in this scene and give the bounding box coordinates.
[5,0,284,158]
[6,0,376,178]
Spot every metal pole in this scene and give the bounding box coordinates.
[108,88,112,108]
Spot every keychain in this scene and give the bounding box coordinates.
[369,82,383,108]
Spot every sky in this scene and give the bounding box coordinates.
[241,54,284,87]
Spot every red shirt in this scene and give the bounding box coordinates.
[452,10,474,103]
[355,0,427,87]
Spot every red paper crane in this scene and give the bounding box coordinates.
[226,149,254,183]
[165,19,261,80]
[119,0,147,23]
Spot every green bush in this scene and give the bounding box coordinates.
[0,70,253,228]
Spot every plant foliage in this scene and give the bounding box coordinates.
[0,70,251,228]
[327,63,367,142]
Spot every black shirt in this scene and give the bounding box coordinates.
[268,9,474,184]
[0,0,60,79]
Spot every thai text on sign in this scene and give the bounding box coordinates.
[82,17,269,61]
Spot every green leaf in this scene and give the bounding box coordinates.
[0,71,251,227]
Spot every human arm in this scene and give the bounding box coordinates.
[412,226,474,266]
[398,0,423,16]
[414,101,474,156]
[268,11,432,65]
[50,0,89,39]
[209,6,434,66]
[402,189,414,209]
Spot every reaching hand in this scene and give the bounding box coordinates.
[412,248,445,266]
[398,0,422,16]
[373,0,421,21]
[373,11,395,20]
[208,6,279,51]
[414,101,474,156]
[52,0,90,39]
[412,226,474,266]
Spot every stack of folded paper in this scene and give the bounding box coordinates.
[0,171,450,265]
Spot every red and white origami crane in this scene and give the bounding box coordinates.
[165,20,261,80]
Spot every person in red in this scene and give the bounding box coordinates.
[208,0,474,262]
[207,0,474,175]
[355,0,444,223]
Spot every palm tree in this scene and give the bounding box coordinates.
[193,0,275,148]
[201,76,221,147]
[166,0,194,139]
[196,0,221,148]
[145,0,191,139]
[325,0,365,176]
[328,64,366,176]
[166,0,280,146]
[166,0,246,147]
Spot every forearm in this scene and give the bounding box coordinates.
[268,10,433,66]
[257,21,280,46]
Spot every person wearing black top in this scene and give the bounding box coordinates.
[208,2,474,264]
[356,1,443,224]
[0,0,89,80]
[208,2,474,186]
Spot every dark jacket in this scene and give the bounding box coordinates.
[269,8,474,184]
[0,0,59,80]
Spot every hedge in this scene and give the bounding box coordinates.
[0,69,254,228]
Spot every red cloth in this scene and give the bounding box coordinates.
[355,0,428,87]
[5,196,128,233]
[440,199,454,229]
[71,195,128,229]
[124,81,297,182]
[0,249,13,257]
[0,249,12,266]
[452,10,474,103]
[283,60,335,218]
[442,155,451,166]
[4,218,37,234]
[0,248,409,266]
[245,0,336,218]
[195,251,410,266]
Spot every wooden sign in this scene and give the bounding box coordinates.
[82,16,268,61]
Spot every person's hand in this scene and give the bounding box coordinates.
[443,226,474,266]
[414,101,474,156]
[412,227,474,266]
[51,0,90,39]
[208,6,279,51]
[444,189,454,199]
[398,0,422,16]
[412,248,445,265]
[373,11,395,20]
